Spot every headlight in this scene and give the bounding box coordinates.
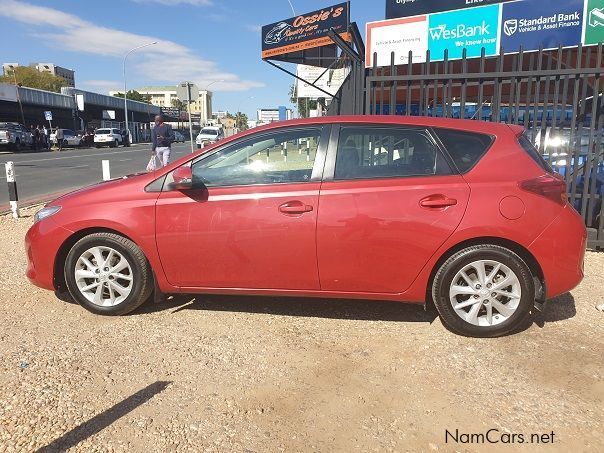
[34,206,61,223]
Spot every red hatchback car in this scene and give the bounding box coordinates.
[25,116,586,337]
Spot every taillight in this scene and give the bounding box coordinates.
[519,174,568,205]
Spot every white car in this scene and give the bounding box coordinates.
[94,128,123,148]
[196,126,224,148]
[50,129,82,148]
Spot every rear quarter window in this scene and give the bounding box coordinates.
[518,134,554,173]
[434,128,494,173]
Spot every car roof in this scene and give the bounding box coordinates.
[244,115,518,137]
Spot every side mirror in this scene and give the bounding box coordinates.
[169,166,193,190]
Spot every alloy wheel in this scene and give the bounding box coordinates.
[448,260,522,327]
[74,246,133,307]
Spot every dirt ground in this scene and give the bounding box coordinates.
[0,208,602,452]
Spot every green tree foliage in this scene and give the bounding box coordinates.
[234,112,248,131]
[112,90,151,103]
[0,66,67,93]
[289,83,317,118]
[171,98,186,110]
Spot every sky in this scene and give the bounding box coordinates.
[0,0,383,119]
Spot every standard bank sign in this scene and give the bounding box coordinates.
[501,0,584,51]
[428,4,500,60]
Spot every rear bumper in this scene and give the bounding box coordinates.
[529,205,587,299]
[25,218,73,291]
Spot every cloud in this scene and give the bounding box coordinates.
[0,0,263,92]
[246,25,262,34]
[79,80,123,93]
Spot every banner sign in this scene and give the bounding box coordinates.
[585,0,604,46]
[44,111,52,121]
[160,107,180,119]
[366,16,428,66]
[501,0,584,52]
[296,65,350,98]
[261,2,351,59]
[386,0,513,20]
[369,0,603,67]
[428,4,500,60]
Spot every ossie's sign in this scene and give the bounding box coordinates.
[262,2,350,59]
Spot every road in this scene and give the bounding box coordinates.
[0,142,193,210]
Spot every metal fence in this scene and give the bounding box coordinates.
[365,44,604,249]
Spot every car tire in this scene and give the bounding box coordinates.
[110,140,117,148]
[431,245,534,337]
[64,233,153,316]
[13,139,21,152]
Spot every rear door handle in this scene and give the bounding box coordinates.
[279,201,314,214]
[420,196,458,208]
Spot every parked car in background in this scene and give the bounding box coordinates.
[50,129,81,148]
[79,128,95,148]
[174,131,185,143]
[196,126,224,148]
[0,122,33,151]
[94,128,123,148]
[25,116,587,337]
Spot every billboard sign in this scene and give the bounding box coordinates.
[501,0,584,52]
[366,16,428,66]
[261,2,350,59]
[386,0,513,20]
[584,0,604,46]
[296,64,350,98]
[427,4,500,60]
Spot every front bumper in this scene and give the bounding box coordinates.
[25,218,73,291]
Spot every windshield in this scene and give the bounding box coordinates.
[200,129,219,136]
[95,129,111,134]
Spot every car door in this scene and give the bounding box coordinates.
[155,125,330,290]
[317,124,471,294]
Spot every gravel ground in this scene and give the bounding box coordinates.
[0,207,602,452]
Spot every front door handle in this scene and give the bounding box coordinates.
[279,201,313,214]
[420,196,458,209]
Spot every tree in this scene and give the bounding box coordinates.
[112,90,151,103]
[0,66,67,93]
[289,83,317,118]
[234,112,248,131]
[171,98,186,110]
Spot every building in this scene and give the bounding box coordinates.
[257,106,293,123]
[2,63,75,87]
[116,86,213,123]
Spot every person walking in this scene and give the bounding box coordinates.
[55,128,64,151]
[151,114,175,168]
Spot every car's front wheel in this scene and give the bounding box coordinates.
[432,245,534,337]
[64,233,153,315]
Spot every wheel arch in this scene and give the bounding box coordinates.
[425,236,545,304]
[53,227,143,291]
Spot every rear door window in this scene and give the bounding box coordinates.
[334,126,451,180]
[434,128,493,173]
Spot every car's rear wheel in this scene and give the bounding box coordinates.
[64,233,153,315]
[432,245,534,337]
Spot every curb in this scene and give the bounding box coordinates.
[0,190,72,215]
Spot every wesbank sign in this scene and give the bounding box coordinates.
[428,5,500,60]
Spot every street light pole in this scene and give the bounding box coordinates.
[286,0,296,15]
[123,41,157,144]
[203,79,224,125]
